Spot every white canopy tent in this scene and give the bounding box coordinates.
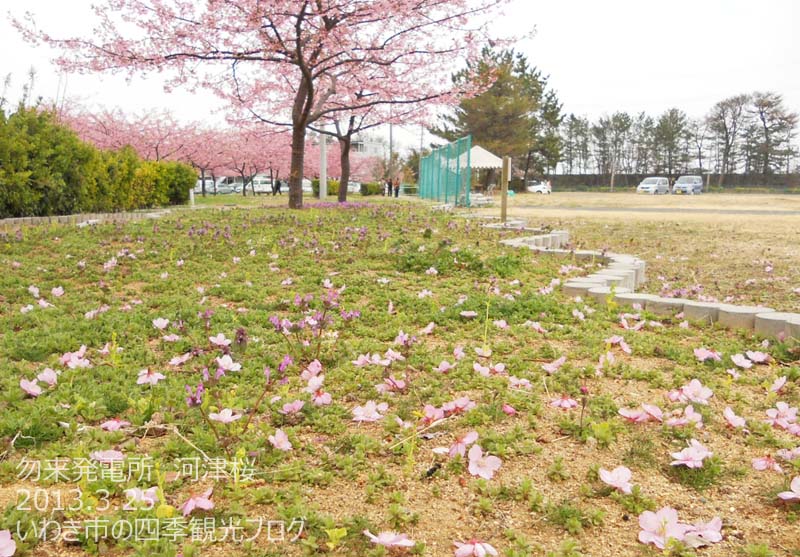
[468,145,502,169]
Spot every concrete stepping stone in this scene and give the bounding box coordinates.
[646,297,688,316]
[682,301,724,324]
[587,286,632,305]
[593,269,637,290]
[787,314,800,342]
[613,292,661,308]
[563,279,610,297]
[717,305,775,331]
[755,312,800,338]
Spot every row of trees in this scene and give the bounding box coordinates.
[18,0,510,207]
[0,106,195,218]
[559,92,798,182]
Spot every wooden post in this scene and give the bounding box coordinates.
[500,156,510,223]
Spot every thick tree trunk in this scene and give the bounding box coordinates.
[200,168,207,197]
[338,136,352,203]
[288,123,306,209]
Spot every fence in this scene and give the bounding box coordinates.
[418,136,472,206]
[548,173,800,191]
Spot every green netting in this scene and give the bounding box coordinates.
[418,136,471,206]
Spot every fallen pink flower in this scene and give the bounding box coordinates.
[693,347,721,362]
[745,350,770,364]
[436,360,455,373]
[363,530,415,548]
[268,428,292,451]
[638,507,689,549]
[723,407,747,429]
[467,444,502,480]
[778,476,800,501]
[460,310,478,318]
[683,517,723,548]
[666,405,703,429]
[216,354,241,373]
[770,376,787,393]
[670,439,713,468]
[279,400,305,415]
[493,319,509,329]
[730,353,753,369]
[420,322,436,335]
[169,352,193,366]
[453,539,498,556]
[101,418,131,431]
[599,466,633,494]
[444,431,479,458]
[137,369,165,386]
[542,356,566,375]
[209,408,242,424]
[752,455,782,473]
[152,318,169,330]
[36,368,58,387]
[605,335,632,354]
[550,395,578,409]
[502,403,517,416]
[90,449,125,464]
[508,376,531,390]
[180,488,214,516]
[352,401,388,422]
[20,378,42,397]
[0,529,15,557]
[209,333,231,347]
[765,402,798,429]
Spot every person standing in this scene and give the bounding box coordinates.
[393,177,400,198]
[385,179,393,197]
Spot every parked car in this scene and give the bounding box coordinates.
[673,175,704,194]
[193,178,216,194]
[250,175,273,194]
[302,179,313,193]
[636,177,670,194]
[526,180,552,194]
[347,181,361,194]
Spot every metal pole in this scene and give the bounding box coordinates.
[319,128,327,201]
[500,156,510,223]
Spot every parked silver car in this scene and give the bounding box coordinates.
[673,175,704,194]
[636,177,670,194]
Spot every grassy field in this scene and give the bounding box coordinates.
[476,192,800,313]
[0,201,798,557]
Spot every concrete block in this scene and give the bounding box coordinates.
[682,301,724,324]
[585,273,624,287]
[787,315,800,342]
[573,250,604,262]
[608,261,645,286]
[563,281,602,297]
[646,297,688,316]
[613,292,661,308]
[717,305,775,331]
[587,286,632,305]
[594,269,637,290]
[755,312,800,338]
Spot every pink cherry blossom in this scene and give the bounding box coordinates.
[542,356,566,375]
[279,400,305,415]
[438,431,479,459]
[666,405,703,428]
[215,354,241,373]
[209,408,242,423]
[268,428,292,451]
[36,368,58,387]
[422,404,445,424]
[693,347,721,362]
[669,379,713,405]
[453,539,498,556]
[670,439,713,468]
[599,466,633,494]
[20,378,42,397]
[493,319,508,329]
[300,359,323,381]
[364,530,415,548]
[752,455,782,473]
[180,488,214,516]
[90,449,125,464]
[507,376,531,390]
[453,346,466,360]
[460,310,478,318]
[467,444,502,480]
[726,368,741,380]
[730,353,753,369]
[572,308,585,321]
[38,298,54,308]
[683,517,723,548]
[152,318,169,330]
[745,350,770,363]
[384,348,405,362]
[123,487,159,510]
[101,418,131,431]
[352,401,388,422]
[474,346,492,358]
[777,447,800,461]
[169,352,193,366]
[312,390,332,406]
[723,407,747,429]
[375,375,406,394]
[442,396,476,416]
[436,360,455,373]
[638,507,689,549]
[137,368,165,385]
[420,322,436,334]
[605,335,632,354]
[550,395,578,409]
[502,403,517,416]
[0,529,17,557]
[778,476,800,501]
[770,376,787,393]
[765,402,798,429]
[619,404,664,423]
[28,285,40,298]
[209,333,231,347]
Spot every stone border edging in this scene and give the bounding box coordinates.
[0,209,178,230]
[494,225,800,341]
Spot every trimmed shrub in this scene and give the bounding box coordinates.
[360,182,383,196]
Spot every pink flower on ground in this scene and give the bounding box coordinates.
[778,476,800,501]
[169,352,193,366]
[572,309,585,321]
[765,402,798,429]
[208,408,242,424]
[442,431,479,458]
[36,368,58,387]
[312,390,332,406]
[375,375,406,394]
[550,395,578,409]
[770,376,787,393]
[436,360,455,373]
[180,488,214,516]
[420,322,435,335]
[162,333,181,342]
[683,517,723,548]
[422,404,445,424]
[442,396,476,416]
[152,318,169,330]
[638,507,689,549]
[665,405,703,429]
[101,418,131,431]
[752,455,783,473]
[453,346,465,360]
[493,319,509,329]
[123,487,159,510]
[723,407,746,429]
[453,539,498,557]
[524,320,547,334]
[279,400,305,415]
[745,350,770,363]
[28,285,40,298]
[268,428,292,451]
[502,403,517,416]
[90,449,125,464]
[542,356,566,375]
[730,353,752,369]
[508,376,531,390]
[0,529,17,557]
[599,466,633,494]
[352,401,388,422]
[209,333,231,347]
[363,530,415,548]
[670,439,713,468]
[605,335,632,354]
[137,369,165,386]
[467,444,502,480]
[474,346,492,358]
[20,378,42,397]
[301,359,323,381]
[460,310,478,318]
[693,347,721,362]
[670,379,713,405]
[777,447,800,461]
[214,355,241,374]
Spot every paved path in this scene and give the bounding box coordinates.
[511,205,800,216]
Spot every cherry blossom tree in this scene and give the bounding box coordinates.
[18,0,508,208]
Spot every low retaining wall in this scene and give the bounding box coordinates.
[0,209,175,231]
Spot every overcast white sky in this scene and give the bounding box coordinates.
[1,0,798,151]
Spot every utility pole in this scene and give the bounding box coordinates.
[388,123,394,178]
